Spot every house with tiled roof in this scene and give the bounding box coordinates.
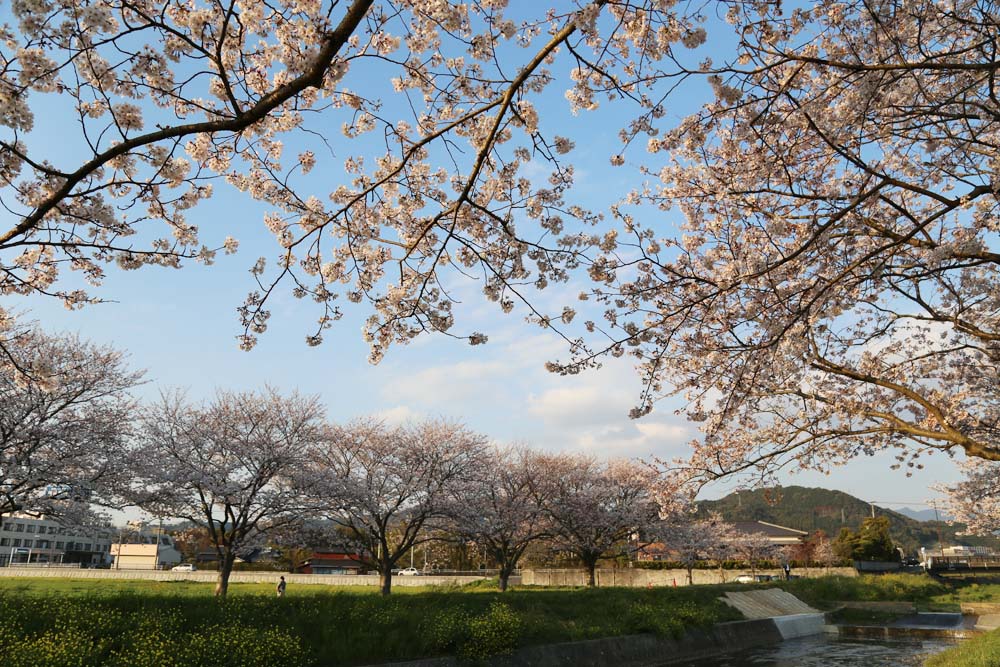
[731,521,807,545]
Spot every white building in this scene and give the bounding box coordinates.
[921,545,996,559]
[110,521,182,569]
[0,514,179,568]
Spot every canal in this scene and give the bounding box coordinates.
[671,634,956,666]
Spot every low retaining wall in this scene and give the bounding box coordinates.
[0,568,485,587]
[364,618,786,667]
[834,600,916,613]
[961,602,1000,615]
[835,624,980,640]
[521,567,856,587]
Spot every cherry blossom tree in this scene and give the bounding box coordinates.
[542,454,660,587]
[554,0,1000,483]
[303,418,488,595]
[451,445,552,592]
[812,531,838,572]
[941,460,1000,536]
[127,387,326,596]
[728,531,778,579]
[9,0,997,488]
[0,0,709,359]
[0,327,140,527]
[657,510,735,585]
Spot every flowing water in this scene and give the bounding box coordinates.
[670,635,955,666]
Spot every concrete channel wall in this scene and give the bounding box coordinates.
[0,567,485,587]
[521,566,856,587]
[364,618,787,667]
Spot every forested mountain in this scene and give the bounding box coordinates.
[699,486,998,555]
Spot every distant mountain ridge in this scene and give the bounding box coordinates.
[698,486,994,555]
[895,506,954,522]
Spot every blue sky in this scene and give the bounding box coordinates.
[4,1,962,510]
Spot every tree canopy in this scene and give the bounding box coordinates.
[3,0,998,482]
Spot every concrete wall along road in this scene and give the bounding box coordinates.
[521,567,856,587]
[0,567,485,587]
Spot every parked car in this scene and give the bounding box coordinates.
[735,574,773,583]
[398,567,421,576]
[171,563,197,572]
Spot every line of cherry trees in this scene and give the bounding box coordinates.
[1,329,797,596]
[129,388,680,596]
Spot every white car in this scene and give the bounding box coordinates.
[398,567,421,576]
[171,563,197,572]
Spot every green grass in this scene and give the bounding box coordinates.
[925,629,1000,667]
[10,573,1000,666]
[775,573,950,609]
[0,577,741,666]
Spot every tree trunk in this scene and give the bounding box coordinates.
[686,565,694,586]
[379,566,393,596]
[584,558,597,587]
[215,553,235,597]
[498,564,514,592]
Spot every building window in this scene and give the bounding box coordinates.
[26,525,35,533]
[14,524,24,532]
[12,539,21,547]
[0,538,8,546]
[48,526,56,534]
[55,542,64,549]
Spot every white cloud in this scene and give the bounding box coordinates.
[382,359,514,405]
[372,405,425,425]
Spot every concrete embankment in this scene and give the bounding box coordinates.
[521,567,855,587]
[833,611,982,640]
[363,618,786,667]
[0,567,485,587]
[365,589,830,667]
[719,588,827,640]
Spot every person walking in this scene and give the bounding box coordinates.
[276,576,287,598]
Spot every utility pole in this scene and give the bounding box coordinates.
[932,502,944,555]
[154,518,162,570]
[870,502,876,519]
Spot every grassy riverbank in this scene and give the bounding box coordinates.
[0,577,740,666]
[777,573,953,610]
[778,572,1000,611]
[924,629,1000,667]
[4,573,997,666]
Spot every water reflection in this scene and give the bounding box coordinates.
[670,635,955,666]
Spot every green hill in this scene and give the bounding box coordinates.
[698,486,1000,555]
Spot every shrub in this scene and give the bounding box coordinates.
[625,602,683,637]
[459,601,523,659]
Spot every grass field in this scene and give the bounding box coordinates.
[776,573,956,610]
[0,577,741,666]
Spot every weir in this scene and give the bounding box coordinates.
[771,613,827,639]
